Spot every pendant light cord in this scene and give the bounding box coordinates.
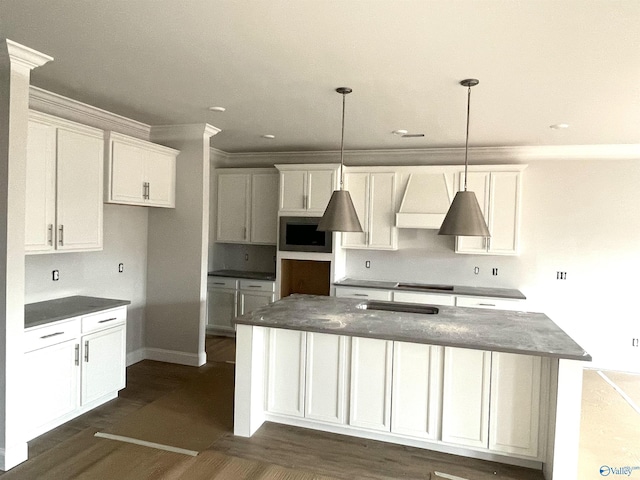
[463,84,471,192]
[339,91,346,190]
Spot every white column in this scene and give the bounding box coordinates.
[0,39,52,470]
[234,324,266,436]
[145,124,220,366]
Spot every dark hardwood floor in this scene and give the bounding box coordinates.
[1,336,544,480]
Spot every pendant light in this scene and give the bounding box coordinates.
[317,87,363,232]
[438,79,491,237]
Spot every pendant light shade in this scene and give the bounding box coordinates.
[318,87,363,232]
[438,79,491,237]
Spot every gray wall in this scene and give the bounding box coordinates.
[25,204,149,358]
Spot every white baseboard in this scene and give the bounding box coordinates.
[126,348,146,366]
[0,442,28,471]
[144,347,205,367]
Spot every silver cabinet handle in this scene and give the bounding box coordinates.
[75,344,80,366]
[47,224,53,245]
[243,226,247,240]
[40,331,64,339]
[212,282,226,285]
[147,182,150,200]
[58,225,64,246]
[98,317,118,324]
[247,285,262,288]
[84,340,89,362]
[142,182,146,199]
[479,303,496,307]
[353,293,368,297]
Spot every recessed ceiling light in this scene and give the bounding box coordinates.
[261,134,275,139]
[208,106,226,112]
[392,129,408,136]
[550,123,569,129]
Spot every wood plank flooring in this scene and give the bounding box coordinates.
[1,336,548,479]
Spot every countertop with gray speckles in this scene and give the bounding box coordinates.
[235,294,590,361]
[25,296,131,329]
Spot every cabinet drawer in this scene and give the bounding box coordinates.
[392,291,455,306]
[208,277,238,289]
[82,307,126,334]
[335,287,392,301]
[25,319,80,352]
[455,296,524,311]
[238,279,275,292]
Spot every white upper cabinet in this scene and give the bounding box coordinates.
[342,170,397,250]
[26,111,104,254]
[105,131,178,208]
[276,164,338,215]
[216,169,278,245]
[455,166,525,256]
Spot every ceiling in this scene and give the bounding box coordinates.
[1,0,639,154]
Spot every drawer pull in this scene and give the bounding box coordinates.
[40,331,64,339]
[353,293,368,297]
[212,282,226,285]
[84,340,89,362]
[247,285,262,288]
[478,303,496,307]
[98,317,118,324]
[75,344,80,366]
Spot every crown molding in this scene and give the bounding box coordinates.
[151,123,221,142]
[1,39,53,71]
[29,86,151,140]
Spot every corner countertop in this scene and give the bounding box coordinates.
[208,270,276,282]
[334,277,526,300]
[25,295,131,329]
[235,294,590,361]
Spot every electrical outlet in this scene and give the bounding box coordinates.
[632,338,639,347]
[52,270,59,281]
[365,260,371,269]
[118,263,124,273]
[492,268,498,276]
[557,271,567,280]
[474,267,479,275]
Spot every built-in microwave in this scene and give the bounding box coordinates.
[278,216,333,253]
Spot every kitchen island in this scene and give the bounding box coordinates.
[234,294,590,480]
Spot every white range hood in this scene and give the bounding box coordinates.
[395,171,455,229]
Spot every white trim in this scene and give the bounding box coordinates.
[598,371,640,415]
[0,442,28,471]
[94,432,198,456]
[2,39,53,70]
[126,348,146,366]
[151,124,221,142]
[144,347,204,367]
[29,86,151,140]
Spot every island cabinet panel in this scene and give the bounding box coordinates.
[391,342,443,439]
[490,352,543,458]
[349,337,393,432]
[441,347,492,448]
[305,333,350,424]
[266,329,307,417]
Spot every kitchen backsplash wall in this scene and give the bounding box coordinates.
[25,204,149,359]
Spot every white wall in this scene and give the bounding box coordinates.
[346,159,640,373]
[25,204,149,358]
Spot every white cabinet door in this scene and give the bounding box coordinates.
[391,342,443,439]
[81,324,126,406]
[334,286,392,301]
[455,171,490,254]
[207,287,238,331]
[306,169,335,214]
[455,295,524,311]
[217,173,250,243]
[266,328,306,417]
[55,127,103,252]
[279,170,307,213]
[25,119,56,253]
[349,337,393,432]
[392,291,456,306]
[487,172,520,255]
[368,172,397,250]
[110,139,146,204]
[305,333,349,424]
[145,149,176,208]
[489,352,542,458]
[342,172,369,248]
[441,347,491,448]
[238,290,274,316]
[23,339,79,439]
[250,173,278,244]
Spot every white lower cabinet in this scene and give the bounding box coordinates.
[334,286,392,301]
[349,337,393,432]
[441,347,492,448]
[238,280,276,315]
[392,290,456,306]
[266,329,306,417]
[305,332,349,424]
[81,324,126,406]
[391,342,443,439]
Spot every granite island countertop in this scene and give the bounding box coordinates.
[25,295,131,329]
[208,270,276,282]
[334,277,526,300]
[235,294,590,361]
